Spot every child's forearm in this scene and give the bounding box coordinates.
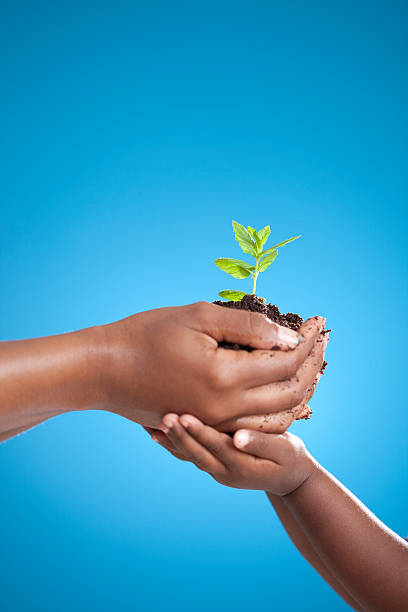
[284,462,408,611]
[267,494,362,610]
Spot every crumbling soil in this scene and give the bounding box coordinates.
[213,293,303,351]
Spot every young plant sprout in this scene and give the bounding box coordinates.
[215,221,300,301]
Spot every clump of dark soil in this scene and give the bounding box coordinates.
[213,293,303,351]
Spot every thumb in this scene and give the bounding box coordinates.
[233,429,291,463]
[197,302,302,350]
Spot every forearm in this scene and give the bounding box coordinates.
[284,462,408,611]
[0,326,106,438]
[267,493,362,610]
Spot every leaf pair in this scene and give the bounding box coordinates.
[215,220,300,301]
[233,221,270,257]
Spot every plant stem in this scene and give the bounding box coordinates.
[252,256,260,294]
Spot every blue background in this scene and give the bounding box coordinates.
[1,1,407,610]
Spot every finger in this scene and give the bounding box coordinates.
[296,404,311,420]
[216,316,326,388]
[143,426,189,461]
[161,413,225,474]
[179,414,240,465]
[192,301,302,350]
[222,332,329,422]
[143,426,156,436]
[233,430,293,464]
[143,425,171,446]
[294,371,322,421]
[244,332,328,414]
[215,370,322,434]
[216,407,297,434]
[277,370,320,426]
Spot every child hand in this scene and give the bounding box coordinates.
[155,413,316,496]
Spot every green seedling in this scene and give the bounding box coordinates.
[215,221,300,301]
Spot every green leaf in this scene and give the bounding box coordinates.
[257,225,271,249]
[247,226,257,239]
[214,258,255,279]
[218,290,248,301]
[258,249,278,273]
[247,225,263,254]
[232,220,257,256]
[262,235,301,255]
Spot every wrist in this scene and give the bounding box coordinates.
[69,324,110,411]
[92,314,145,415]
[283,452,319,499]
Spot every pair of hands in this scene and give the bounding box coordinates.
[103,301,328,433]
[112,300,328,497]
[0,298,326,445]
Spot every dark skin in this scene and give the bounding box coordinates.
[0,302,327,441]
[153,415,408,612]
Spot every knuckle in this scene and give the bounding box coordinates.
[192,300,212,318]
[193,454,207,470]
[247,311,268,339]
[207,442,221,455]
[287,383,304,408]
[206,360,230,390]
[238,465,251,481]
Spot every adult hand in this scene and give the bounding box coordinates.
[0,301,324,440]
[144,319,328,456]
[101,301,318,428]
[209,317,328,433]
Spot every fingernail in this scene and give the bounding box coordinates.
[234,430,250,449]
[277,325,301,349]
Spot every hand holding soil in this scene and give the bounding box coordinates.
[0,300,325,441]
[0,222,328,440]
[101,301,326,430]
[147,221,329,445]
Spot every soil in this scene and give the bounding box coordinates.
[213,293,303,351]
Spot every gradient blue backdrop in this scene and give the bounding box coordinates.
[1,1,407,610]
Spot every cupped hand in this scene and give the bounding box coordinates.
[100,301,325,429]
[151,414,315,496]
[213,318,328,433]
[146,370,319,461]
